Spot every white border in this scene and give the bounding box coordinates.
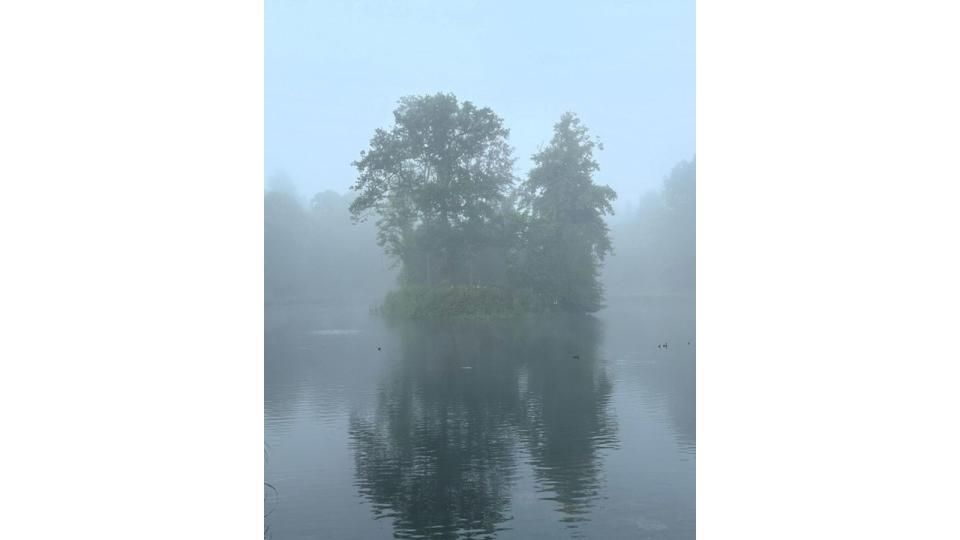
[1,2,263,538]
[699,0,960,537]
[2,1,959,538]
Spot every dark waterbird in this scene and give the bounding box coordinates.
[572,355,580,359]
[377,346,381,351]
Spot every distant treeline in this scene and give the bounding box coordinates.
[264,187,394,304]
[605,159,696,297]
[265,93,694,313]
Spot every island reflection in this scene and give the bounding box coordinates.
[349,314,617,538]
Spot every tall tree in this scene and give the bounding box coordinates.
[349,93,516,286]
[518,113,616,312]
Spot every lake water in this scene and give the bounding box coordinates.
[265,296,695,539]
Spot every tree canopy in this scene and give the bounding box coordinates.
[265,96,696,317]
[349,93,516,287]
[516,113,617,312]
[343,95,620,315]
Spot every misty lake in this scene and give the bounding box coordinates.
[265,296,694,539]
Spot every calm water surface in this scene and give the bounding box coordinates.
[265,297,695,539]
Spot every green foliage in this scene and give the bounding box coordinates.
[381,285,534,320]
[267,95,626,318]
[514,113,617,313]
[349,93,516,286]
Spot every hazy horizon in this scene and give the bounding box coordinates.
[265,0,694,211]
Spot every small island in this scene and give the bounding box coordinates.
[350,93,617,319]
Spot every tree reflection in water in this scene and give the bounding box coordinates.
[518,316,618,528]
[349,314,617,538]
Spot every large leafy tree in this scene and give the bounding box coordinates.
[517,113,617,312]
[349,93,516,286]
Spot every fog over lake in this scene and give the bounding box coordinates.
[265,2,695,538]
[266,295,694,539]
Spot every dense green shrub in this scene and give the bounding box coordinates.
[381,285,545,320]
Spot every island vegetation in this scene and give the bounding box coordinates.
[265,92,695,318]
[347,92,616,318]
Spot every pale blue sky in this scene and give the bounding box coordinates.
[266,0,694,209]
